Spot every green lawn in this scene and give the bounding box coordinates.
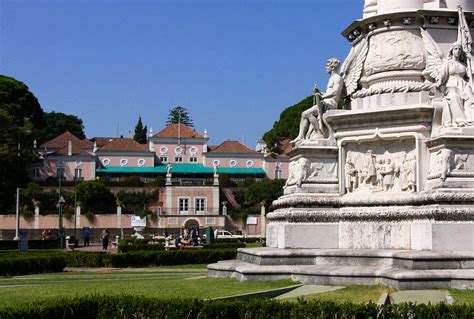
[287,285,392,304]
[449,289,474,305]
[0,270,294,308]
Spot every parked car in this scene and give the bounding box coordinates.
[214,229,238,239]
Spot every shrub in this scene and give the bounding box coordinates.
[0,239,60,250]
[0,255,66,276]
[63,252,111,268]
[118,240,164,253]
[215,238,264,244]
[110,249,237,268]
[1,296,473,319]
[202,243,245,249]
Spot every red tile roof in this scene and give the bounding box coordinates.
[39,131,93,156]
[154,124,204,139]
[97,138,150,153]
[208,140,257,154]
[90,137,115,147]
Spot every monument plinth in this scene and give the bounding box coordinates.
[209,1,474,289]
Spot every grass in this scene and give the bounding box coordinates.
[0,271,294,308]
[287,285,392,304]
[449,289,474,305]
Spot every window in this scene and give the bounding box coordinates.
[175,156,183,162]
[178,198,189,214]
[102,158,111,166]
[246,160,254,168]
[160,146,168,155]
[137,158,146,166]
[120,158,128,166]
[275,169,283,179]
[74,168,83,180]
[175,146,183,155]
[159,156,168,163]
[189,157,197,163]
[195,198,206,214]
[229,160,237,167]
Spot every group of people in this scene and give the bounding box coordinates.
[345,151,416,193]
[40,229,53,240]
[174,227,200,249]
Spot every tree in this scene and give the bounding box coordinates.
[0,75,45,212]
[166,106,194,127]
[262,96,313,152]
[75,180,116,214]
[40,111,85,142]
[245,179,285,211]
[133,116,147,144]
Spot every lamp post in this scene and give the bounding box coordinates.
[58,195,65,248]
[13,188,20,241]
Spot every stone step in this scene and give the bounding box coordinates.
[237,248,474,270]
[208,259,474,290]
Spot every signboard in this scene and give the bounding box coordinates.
[131,215,147,227]
[246,216,258,225]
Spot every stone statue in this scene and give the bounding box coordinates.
[436,149,453,181]
[213,162,219,176]
[291,59,344,144]
[406,154,416,192]
[420,10,474,128]
[381,158,395,192]
[167,163,172,176]
[363,150,377,186]
[291,37,368,145]
[284,158,310,188]
[345,156,358,193]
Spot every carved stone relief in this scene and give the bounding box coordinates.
[428,148,473,180]
[364,30,425,77]
[285,158,337,188]
[344,140,416,194]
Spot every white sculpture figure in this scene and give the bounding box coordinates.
[406,154,416,192]
[345,156,358,193]
[213,162,219,176]
[436,149,454,181]
[381,158,395,192]
[284,158,310,188]
[363,150,377,186]
[290,37,368,145]
[376,158,384,188]
[166,163,172,176]
[399,153,409,191]
[420,7,474,128]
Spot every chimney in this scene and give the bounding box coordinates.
[67,141,72,156]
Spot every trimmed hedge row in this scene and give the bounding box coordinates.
[1,249,238,273]
[0,239,59,250]
[216,237,263,244]
[0,255,66,276]
[202,243,246,249]
[0,295,473,319]
[117,240,165,253]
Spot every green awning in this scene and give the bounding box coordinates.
[96,163,266,176]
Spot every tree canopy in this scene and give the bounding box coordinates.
[40,111,85,142]
[166,106,194,127]
[0,75,45,211]
[133,116,147,144]
[262,96,313,152]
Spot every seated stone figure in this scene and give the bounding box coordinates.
[291,58,344,144]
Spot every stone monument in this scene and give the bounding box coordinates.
[209,1,474,289]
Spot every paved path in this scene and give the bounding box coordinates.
[275,285,344,300]
[390,290,453,304]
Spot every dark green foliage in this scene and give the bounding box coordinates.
[118,239,165,253]
[116,190,156,214]
[166,106,194,127]
[1,296,473,319]
[262,95,313,151]
[201,243,246,249]
[218,173,237,187]
[62,252,111,268]
[110,249,237,268]
[39,111,85,142]
[245,179,285,211]
[0,254,66,276]
[133,116,147,144]
[0,75,45,212]
[75,180,116,214]
[0,240,60,250]
[215,238,264,244]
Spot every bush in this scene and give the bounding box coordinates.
[110,249,237,268]
[215,238,264,244]
[0,239,59,250]
[118,240,165,253]
[202,243,245,249]
[1,296,473,319]
[63,252,112,268]
[0,255,66,276]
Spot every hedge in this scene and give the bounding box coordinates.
[0,295,473,319]
[202,243,246,249]
[0,239,59,250]
[117,239,165,253]
[216,238,264,244]
[0,255,66,276]
[110,249,237,268]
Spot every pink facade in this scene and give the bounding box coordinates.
[204,155,264,169]
[152,141,207,164]
[264,159,290,180]
[35,157,96,181]
[97,154,155,168]
[160,186,219,216]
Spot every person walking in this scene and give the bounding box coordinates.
[101,228,110,250]
[83,227,91,247]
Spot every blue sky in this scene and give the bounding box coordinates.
[1,0,363,147]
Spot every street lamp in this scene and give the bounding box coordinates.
[58,195,66,249]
